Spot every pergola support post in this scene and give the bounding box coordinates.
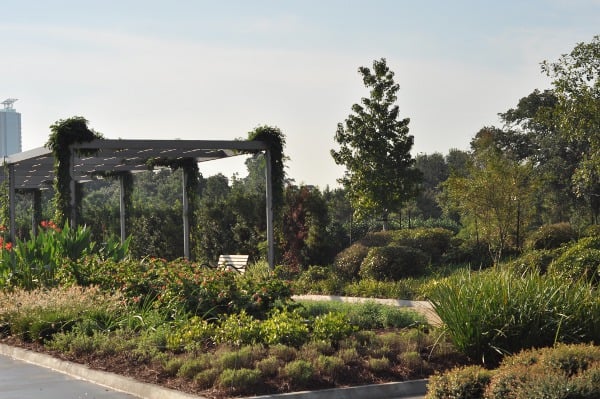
[8,164,16,243]
[69,179,77,229]
[182,168,190,260]
[265,149,274,270]
[119,174,127,243]
[31,189,41,236]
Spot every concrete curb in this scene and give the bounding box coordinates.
[0,343,428,399]
[292,294,441,326]
[247,380,428,399]
[0,343,204,399]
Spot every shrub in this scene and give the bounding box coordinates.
[269,344,297,362]
[166,316,215,351]
[333,243,369,280]
[367,356,391,372]
[217,368,262,392]
[256,356,281,377]
[214,311,263,346]
[343,278,420,299]
[217,346,261,370]
[292,266,344,295]
[428,268,600,365]
[177,357,211,379]
[312,312,356,344]
[261,309,309,347]
[359,231,394,247]
[193,368,220,389]
[283,360,314,385]
[443,238,492,268]
[393,228,454,263]
[548,236,600,283]
[504,249,558,275]
[359,245,428,281]
[527,222,577,250]
[425,365,492,399]
[315,355,345,378]
[485,344,600,399]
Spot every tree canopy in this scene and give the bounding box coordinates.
[331,58,421,229]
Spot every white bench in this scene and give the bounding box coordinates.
[217,254,249,273]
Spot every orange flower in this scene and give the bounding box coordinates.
[4,242,12,251]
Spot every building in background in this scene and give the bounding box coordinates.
[0,98,22,157]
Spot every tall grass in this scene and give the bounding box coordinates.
[428,268,600,365]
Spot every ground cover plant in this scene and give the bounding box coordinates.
[0,246,467,398]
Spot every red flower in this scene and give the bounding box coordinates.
[3,242,11,251]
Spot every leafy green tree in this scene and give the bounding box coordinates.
[331,58,421,230]
[542,35,600,223]
[415,152,449,219]
[499,89,582,225]
[441,143,536,261]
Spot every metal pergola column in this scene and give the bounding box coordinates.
[8,164,15,243]
[265,149,274,269]
[182,168,190,260]
[119,174,127,243]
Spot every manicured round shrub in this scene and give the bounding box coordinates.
[333,243,369,280]
[425,365,492,399]
[393,227,454,263]
[359,245,428,281]
[443,238,493,268]
[505,249,558,275]
[359,231,394,247]
[485,344,600,399]
[548,236,600,283]
[527,222,577,250]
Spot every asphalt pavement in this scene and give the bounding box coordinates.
[0,353,137,399]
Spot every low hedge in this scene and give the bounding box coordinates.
[426,344,600,399]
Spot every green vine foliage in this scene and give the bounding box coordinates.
[46,117,103,226]
[246,126,286,209]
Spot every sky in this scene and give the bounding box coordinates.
[1,0,598,188]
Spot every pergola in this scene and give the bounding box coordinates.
[1,138,275,268]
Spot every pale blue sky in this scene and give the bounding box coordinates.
[1,1,598,187]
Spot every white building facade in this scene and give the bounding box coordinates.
[0,99,22,157]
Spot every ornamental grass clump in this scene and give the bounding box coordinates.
[428,268,600,364]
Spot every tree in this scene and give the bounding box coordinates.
[499,89,581,224]
[331,58,421,230]
[441,144,536,262]
[542,36,600,223]
[415,152,449,219]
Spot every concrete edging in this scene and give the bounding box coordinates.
[249,379,428,399]
[0,343,428,399]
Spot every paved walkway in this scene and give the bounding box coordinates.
[0,353,136,399]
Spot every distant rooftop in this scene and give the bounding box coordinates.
[1,98,18,111]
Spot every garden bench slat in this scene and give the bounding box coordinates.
[217,254,249,273]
